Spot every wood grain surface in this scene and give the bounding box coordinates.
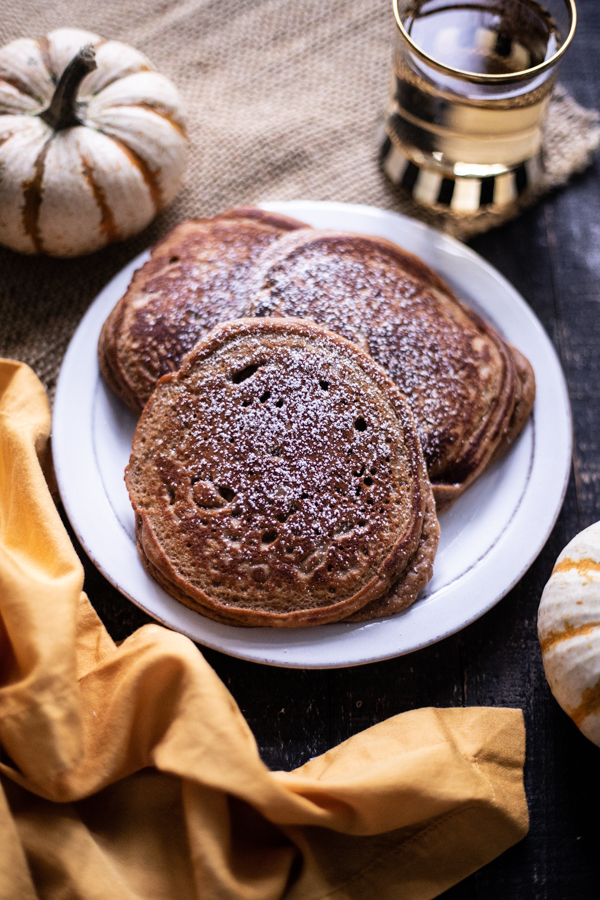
[55,3,600,897]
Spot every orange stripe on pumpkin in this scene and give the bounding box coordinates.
[570,675,600,728]
[21,137,52,253]
[106,102,187,137]
[108,135,162,213]
[79,152,120,244]
[0,74,42,103]
[36,36,55,84]
[94,62,151,95]
[540,620,600,654]
[552,557,600,577]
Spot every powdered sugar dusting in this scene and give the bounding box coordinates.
[118,218,299,405]
[127,322,427,619]
[248,234,507,480]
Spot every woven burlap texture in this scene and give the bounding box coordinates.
[0,0,598,399]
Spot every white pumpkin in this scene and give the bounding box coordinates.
[538,521,600,747]
[0,28,188,256]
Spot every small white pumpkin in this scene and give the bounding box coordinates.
[538,521,600,747]
[0,28,188,256]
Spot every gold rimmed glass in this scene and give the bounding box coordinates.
[385,0,577,208]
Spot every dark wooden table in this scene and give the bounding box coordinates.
[63,4,600,897]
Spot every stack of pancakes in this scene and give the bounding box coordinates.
[126,319,438,626]
[100,208,535,626]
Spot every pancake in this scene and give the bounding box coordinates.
[98,207,307,413]
[243,229,535,509]
[125,318,439,626]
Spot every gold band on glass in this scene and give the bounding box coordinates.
[392,0,577,84]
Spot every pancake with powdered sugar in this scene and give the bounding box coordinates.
[243,229,535,510]
[125,318,438,626]
[98,207,307,413]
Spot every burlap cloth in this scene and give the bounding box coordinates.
[0,0,598,400]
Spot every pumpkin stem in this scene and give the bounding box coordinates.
[39,45,97,131]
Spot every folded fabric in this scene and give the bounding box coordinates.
[0,359,528,900]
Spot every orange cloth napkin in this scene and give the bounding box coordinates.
[0,359,528,900]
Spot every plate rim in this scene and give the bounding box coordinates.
[53,200,572,668]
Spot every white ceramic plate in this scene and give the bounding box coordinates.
[53,201,572,668]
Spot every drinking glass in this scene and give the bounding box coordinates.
[382,0,577,211]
